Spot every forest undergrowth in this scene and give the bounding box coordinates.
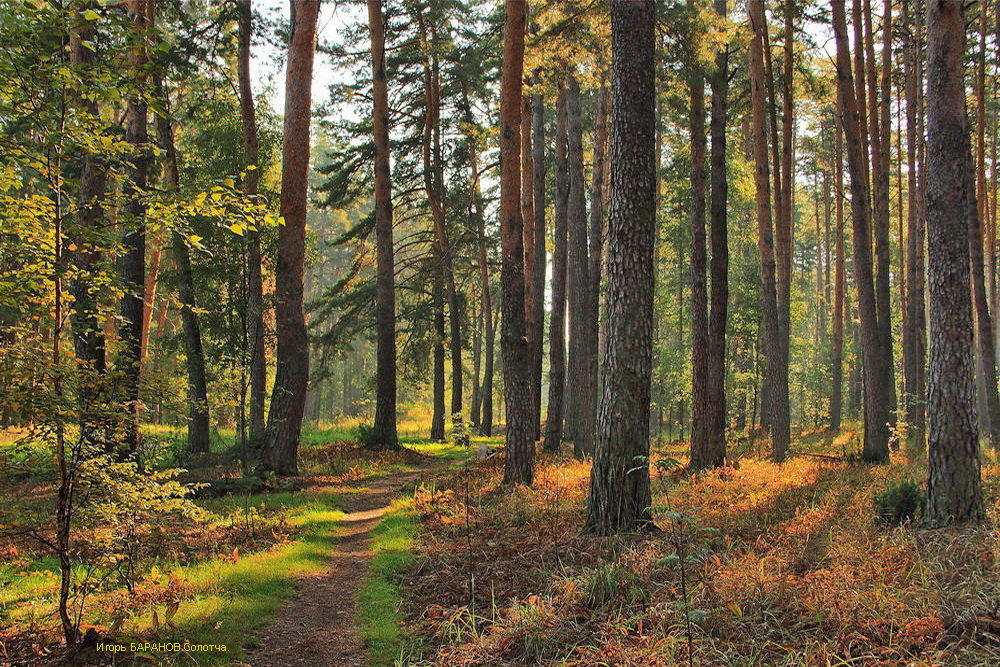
[405,427,1000,666]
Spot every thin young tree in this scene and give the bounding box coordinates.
[367,0,398,450]
[498,0,533,485]
[585,0,656,535]
[264,0,319,475]
[924,0,985,524]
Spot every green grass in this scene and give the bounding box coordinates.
[357,497,422,667]
[134,491,348,664]
[0,419,474,664]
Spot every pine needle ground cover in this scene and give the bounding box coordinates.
[403,427,1000,666]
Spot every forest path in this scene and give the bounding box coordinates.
[243,464,431,667]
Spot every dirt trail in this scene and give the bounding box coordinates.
[243,467,427,667]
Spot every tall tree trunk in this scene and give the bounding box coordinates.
[531,92,547,441]
[924,0,985,525]
[264,0,319,475]
[367,0,398,450]
[705,0,730,465]
[688,40,710,469]
[68,7,108,443]
[417,13,463,424]
[777,0,794,369]
[566,74,595,457]
[237,0,267,451]
[521,92,539,439]
[832,0,891,463]
[871,0,897,431]
[151,74,210,455]
[589,78,608,404]
[119,0,152,457]
[749,0,790,461]
[544,82,569,453]
[585,0,656,535]
[498,0,533,485]
[463,90,494,436]
[831,105,846,430]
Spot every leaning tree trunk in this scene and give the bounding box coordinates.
[924,0,985,525]
[748,0,790,461]
[367,0,399,450]
[264,0,319,475]
[152,74,211,455]
[544,82,569,453]
[237,0,267,451]
[585,0,656,535]
[119,0,152,458]
[832,0,891,463]
[498,0,533,485]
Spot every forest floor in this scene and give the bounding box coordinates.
[399,427,1000,666]
[245,466,427,667]
[2,423,999,666]
[0,420,481,666]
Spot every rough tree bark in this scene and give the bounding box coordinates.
[264,0,319,475]
[924,0,985,525]
[585,0,656,535]
[367,0,399,450]
[498,0,533,485]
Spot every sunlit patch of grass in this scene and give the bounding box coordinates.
[358,497,423,666]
